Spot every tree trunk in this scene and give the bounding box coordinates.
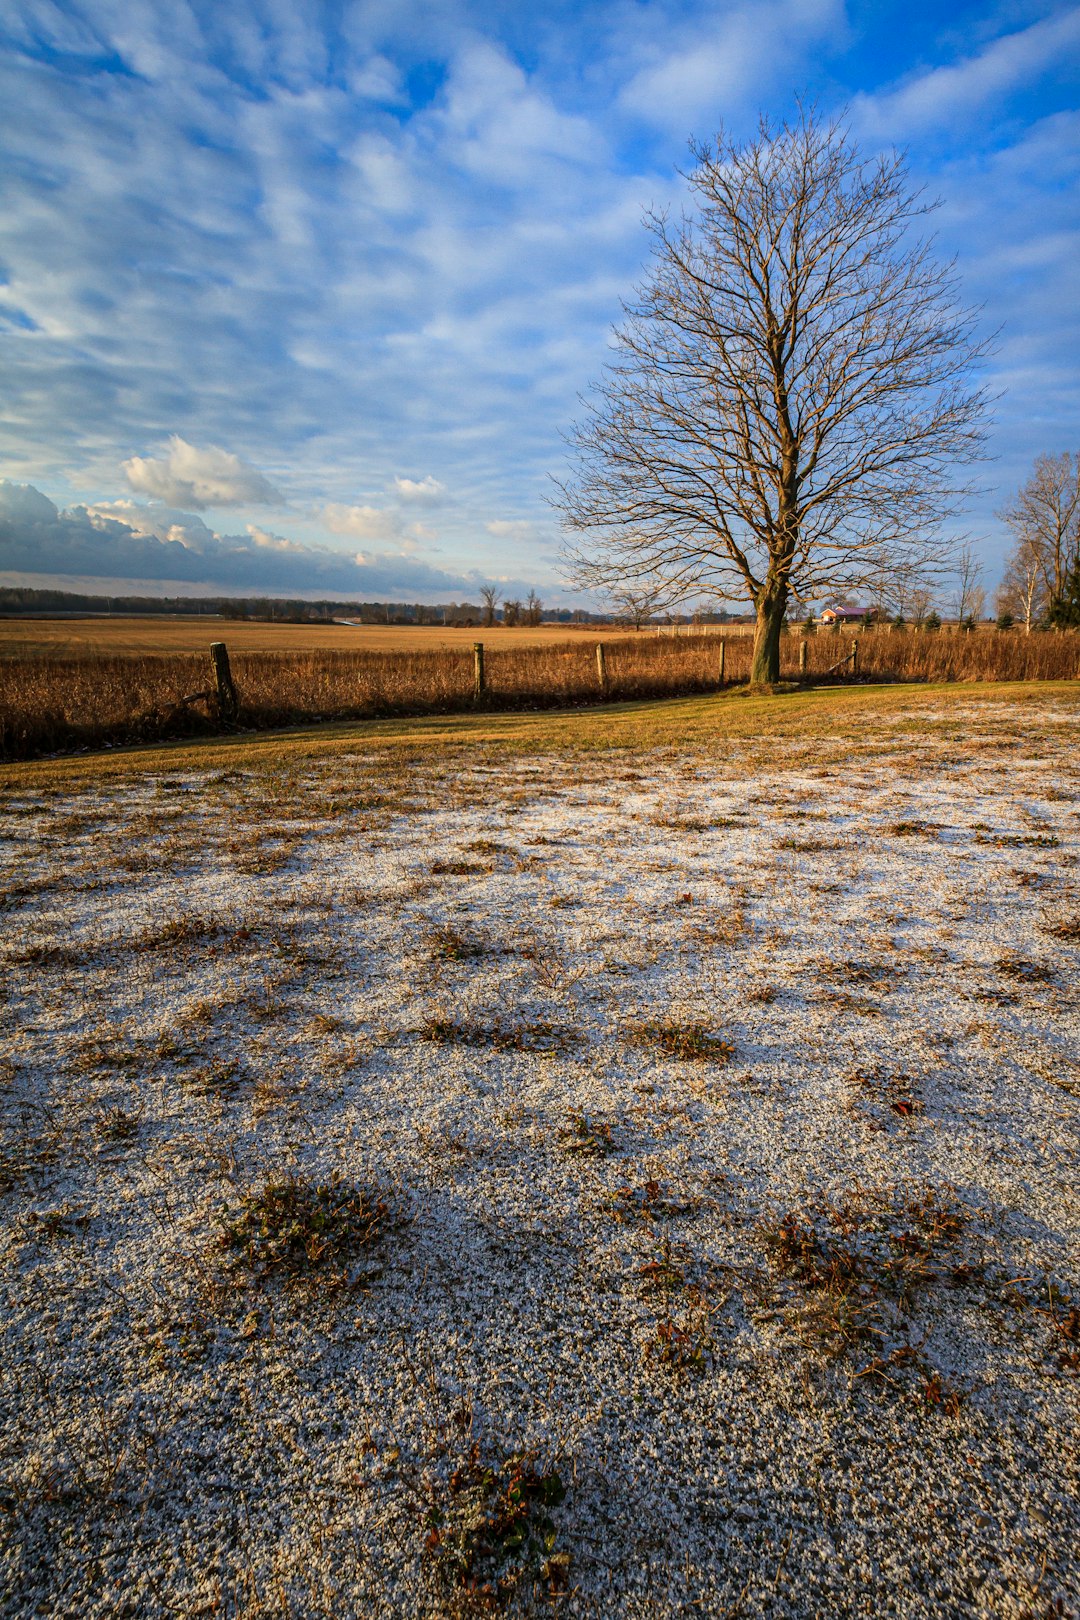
[750,592,786,685]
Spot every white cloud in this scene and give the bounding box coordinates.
[85,499,216,549]
[391,474,446,503]
[486,519,536,541]
[854,9,1080,137]
[438,41,600,186]
[320,501,404,540]
[122,436,283,509]
[0,479,511,598]
[618,0,844,131]
[246,524,308,553]
[0,479,58,524]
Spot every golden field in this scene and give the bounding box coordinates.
[0,615,639,659]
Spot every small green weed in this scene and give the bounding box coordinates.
[424,1445,569,1607]
[421,1016,568,1054]
[650,1291,714,1373]
[760,1184,968,1402]
[218,1174,390,1284]
[637,1235,690,1294]
[629,1020,734,1063]
[427,924,490,961]
[557,1109,617,1157]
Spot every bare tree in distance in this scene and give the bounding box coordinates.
[502,598,522,627]
[525,589,543,626]
[950,540,987,627]
[995,536,1045,633]
[479,585,499,628]
[556,108,992,685]
[998,452,1080,624]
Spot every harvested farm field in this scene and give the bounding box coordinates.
[1,683,1079,1619]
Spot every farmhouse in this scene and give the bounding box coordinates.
[819,606,868,625]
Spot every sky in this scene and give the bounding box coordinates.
[0,0,1078,607]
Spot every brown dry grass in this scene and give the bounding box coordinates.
[0,625,1078,762]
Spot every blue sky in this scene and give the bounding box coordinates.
[1,0,1078,604]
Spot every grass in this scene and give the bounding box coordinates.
[629,1019,735,1063]
[420,1015,569,1054]
[2,679,1078,1614]
[3,625,1079,761]
[760,1184,970,1407]
[4,677,1080,793]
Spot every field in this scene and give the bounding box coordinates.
[0,617,629,659]
[1,682,1078,1618]
[2,620,1079,763]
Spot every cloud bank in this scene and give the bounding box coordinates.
[0,481,507,598]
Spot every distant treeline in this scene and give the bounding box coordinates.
[0,585,610,625]
[0,586,749,626]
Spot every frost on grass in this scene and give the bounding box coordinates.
[1,694,1079,1618]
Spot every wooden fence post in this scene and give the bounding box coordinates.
[596,642,607,691]
[799,638,808,677]
[718,638,726,684]
[209,642,239,721]
[473,642,485,697]
[850,638,859,678]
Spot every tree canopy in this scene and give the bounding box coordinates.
[557,109,991,684]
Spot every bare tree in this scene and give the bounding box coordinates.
[479,585,499,628]
[906,584,936,629]
[556,108,990,685]
[950,541,986,626]
[998,452,1080,621]
[995,535,1046,634]
[524,589,543,627]
[502,598,521,627]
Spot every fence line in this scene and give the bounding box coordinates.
[2,627,1079,762]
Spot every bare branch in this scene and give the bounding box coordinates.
[553,108,993,683]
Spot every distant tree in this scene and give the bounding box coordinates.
[950,542,986,626]
[557,108,990,686]
[906,584,935,629]
[924,610,942,631]
[995,535,1046,634]
[996,611,1014,631]
[999,452,1080,623]
[525,589,543,627]
[480,585,499,628]
[802,611,816,635]
[502,598,521,627]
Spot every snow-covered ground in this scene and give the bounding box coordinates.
[2,693,1078,1618]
